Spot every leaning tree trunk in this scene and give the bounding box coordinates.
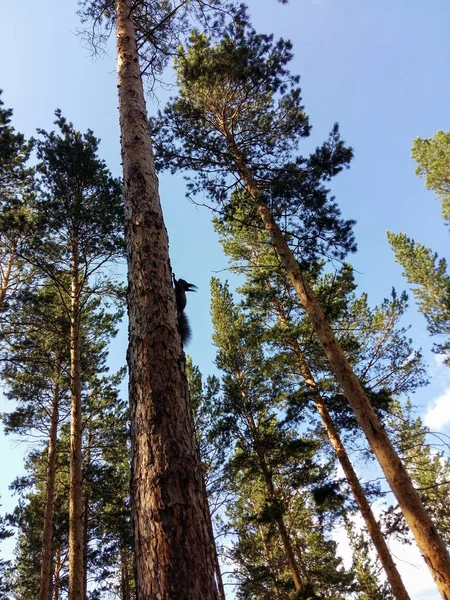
[115,1,218,597]
[39,364,62,600]
[268,286,411,600]
[295,343,411,600]
[231,149,450,599]
[68,239,84,600]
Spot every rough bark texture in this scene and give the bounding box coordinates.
[115,1,219,597]
[68,243,84,600]
[268,289,411,600]
[39,370,61,600]
[231,151,450,598]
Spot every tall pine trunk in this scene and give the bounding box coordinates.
[232,150,450,599]
[115,0,218,597]
[268,287,411,600]
[68,241,84,600]
[39,365,61,600]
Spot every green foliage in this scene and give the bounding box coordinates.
[388,231,450,363]
[152,8,356,265]
[411,130,450,227]
[33,110,124,271]
[0,91,36,312]
[386,400,450,546]
[206,277,356,598]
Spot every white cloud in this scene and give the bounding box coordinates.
[424,386,450,431]
[333,511,437,600]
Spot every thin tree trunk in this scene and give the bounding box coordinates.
[82,427,92,600]
[68,241,84,600]
[0,238,17,310]
[115,1,218,597]
[267,286,411,600]
[204,484,226,600]
[256,521,285,600]
[231,150,450,598]
[245,408,305,593]
[120,543,131,600]
[53,546,61,600]
[39,365,61,600]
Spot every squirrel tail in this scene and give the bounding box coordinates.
[178,311,192,345]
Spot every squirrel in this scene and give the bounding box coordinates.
[173,275,197,345]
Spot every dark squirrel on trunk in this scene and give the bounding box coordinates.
[173,275,197,345]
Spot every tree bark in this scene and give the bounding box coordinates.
[68,240,84,600]
[39,366,61,600]
[115,1,218,597]
[231,151,450,598]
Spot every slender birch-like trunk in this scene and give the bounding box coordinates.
[68,239,84,600]
[39,365,61,600]
[229,146,450,599]
[115,1,218,596]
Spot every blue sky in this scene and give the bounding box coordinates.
[1,0,450,597]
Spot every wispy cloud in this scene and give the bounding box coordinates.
[424,386,450,431]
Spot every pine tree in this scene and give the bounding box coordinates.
[151,12,450,595]
[387,131,450,365]
[411,130,450,227]
[387,232,450,364]
[76,1,235,594]
[0,91,35,312]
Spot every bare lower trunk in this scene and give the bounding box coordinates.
[115,1,218,597]
[68,246,84,600]
[39,369,61,600]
